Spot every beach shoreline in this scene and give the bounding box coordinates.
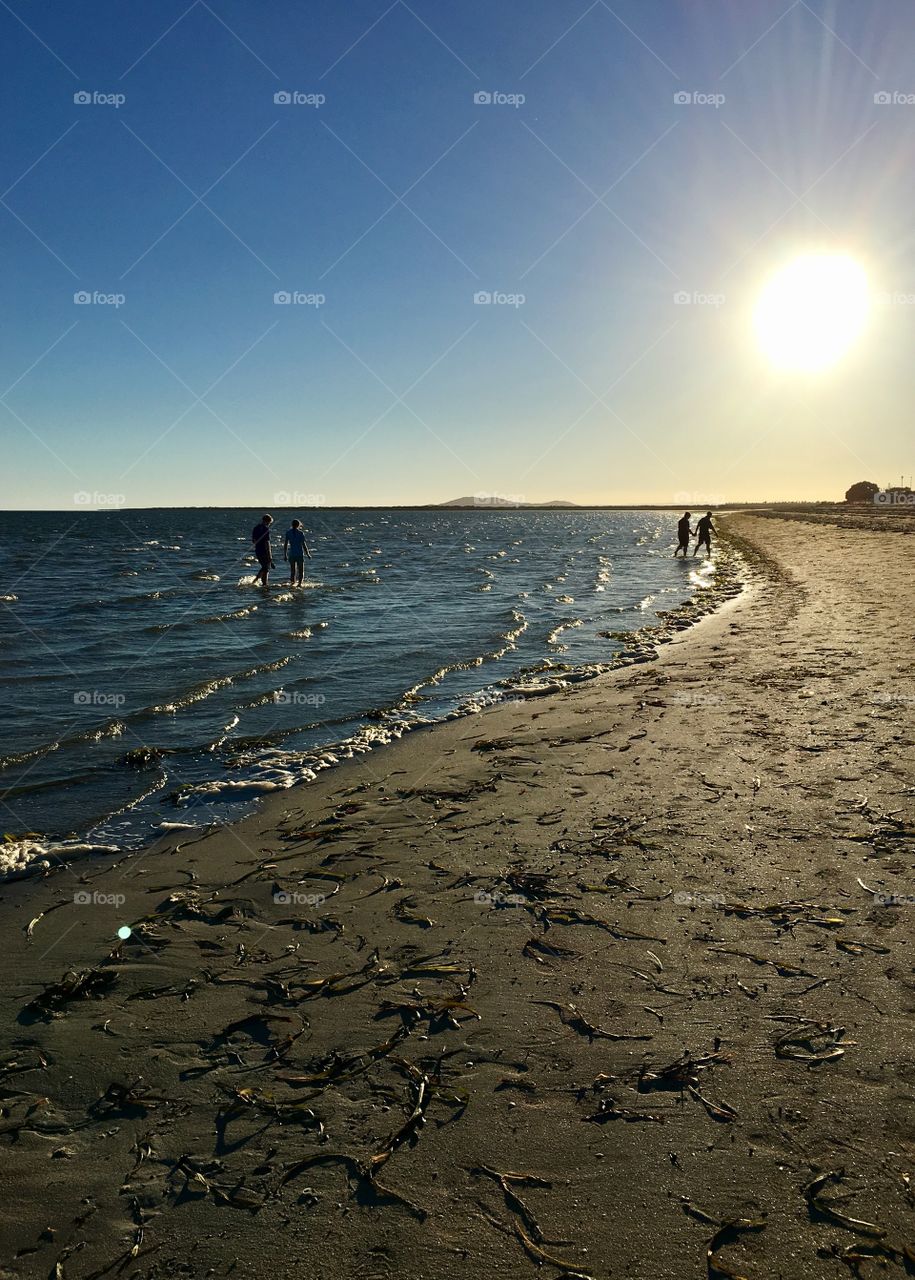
[2,513,914,1280]
[1,526,748,884]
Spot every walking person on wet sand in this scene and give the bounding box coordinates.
[251,513,275,586]
[693,510,717,558]
[675,510,692,557]
[283,519,312,586]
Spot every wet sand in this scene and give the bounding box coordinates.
[2,513,914,1280]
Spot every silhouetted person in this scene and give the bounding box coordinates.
[251,513,274,586]
[675,511,692,557]
[283,518,312,586]
[693,510,717,557]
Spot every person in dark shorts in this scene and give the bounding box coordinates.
[693,510,717,557]
[283,519,312,586]
[675,511,692,556]
[251,514,274,586]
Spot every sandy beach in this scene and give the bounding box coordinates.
[2,512,914,1280]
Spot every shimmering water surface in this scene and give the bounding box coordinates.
[0,508,717,859]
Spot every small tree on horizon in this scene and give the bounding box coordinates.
[845,480,879,504]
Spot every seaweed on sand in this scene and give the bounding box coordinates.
[803,1170,885,1236]
[471,1165,593,1278]
[772,1019,852,1065]
[533,1000,652,1044]
[24,967,117,1018]
[637,1049,738,1123]
[375,996,480,1034]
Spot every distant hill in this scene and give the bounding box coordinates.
[437,496,580,509]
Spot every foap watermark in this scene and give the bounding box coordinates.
[874,91,915,106]
[274,690,326,707]
[274,90,326,107]
[474,491,525,507]
[673,490,725,507]
[474,290,525,308]
[674,290,725,307]
[874,490,915,506]
[273,491,327,507]
[474,90,525,108]
[74,490,125,508]
[74,890,126,906]
[674,91,725,108]
[75,290,126,308]
[873,291,915,307]
[74,690,125,708]
[873,892,915,906]
[273,890,326,906]
[74,89,125,108]
[274,290,326,307]
[870,691,915,706]
[671,691,724,708]
[673,890,725,906]
[474,889,526,907]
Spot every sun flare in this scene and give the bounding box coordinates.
[754,253,869,372]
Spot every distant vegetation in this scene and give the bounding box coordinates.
[845,480,879,503]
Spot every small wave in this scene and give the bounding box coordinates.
[547,617,583,648]
[0,594,19,603]
[0,836,118,882]
[148,657,291,714]
[198,606,257,624]
[191,571,220,581]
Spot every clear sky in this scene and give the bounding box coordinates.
[2,0,914,509]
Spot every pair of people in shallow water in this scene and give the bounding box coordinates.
[250,514,312,587]
[675,510,717,558]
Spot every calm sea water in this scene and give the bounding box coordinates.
[0,508,716,866]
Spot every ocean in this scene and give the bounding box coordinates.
[0,507,719,872]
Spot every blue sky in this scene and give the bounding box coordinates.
[2,0,914,508]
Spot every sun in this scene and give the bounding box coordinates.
[753,253,869,372]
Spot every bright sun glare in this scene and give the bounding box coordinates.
[754,253,869,373]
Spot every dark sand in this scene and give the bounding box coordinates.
[2,513,914,1280]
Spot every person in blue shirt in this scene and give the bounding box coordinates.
[283,519,312,585]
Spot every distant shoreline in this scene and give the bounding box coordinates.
[0,501,880,513]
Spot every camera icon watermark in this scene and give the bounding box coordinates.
[273,290,326,307]
[74,890,126,906]
[73,490,125,508]
[273,690,326,707]
[274,90,326,107]
[674,91,725,108]
[673,291,726,307]
[74,90,126,108]
[474,290,526,308]
[474,90,526,108]
[74,690,126,708]
[874,90,915,105]
[273,890,326,906]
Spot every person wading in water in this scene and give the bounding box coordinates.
[251,514,275,586]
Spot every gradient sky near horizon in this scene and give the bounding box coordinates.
[2,0,915,509]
